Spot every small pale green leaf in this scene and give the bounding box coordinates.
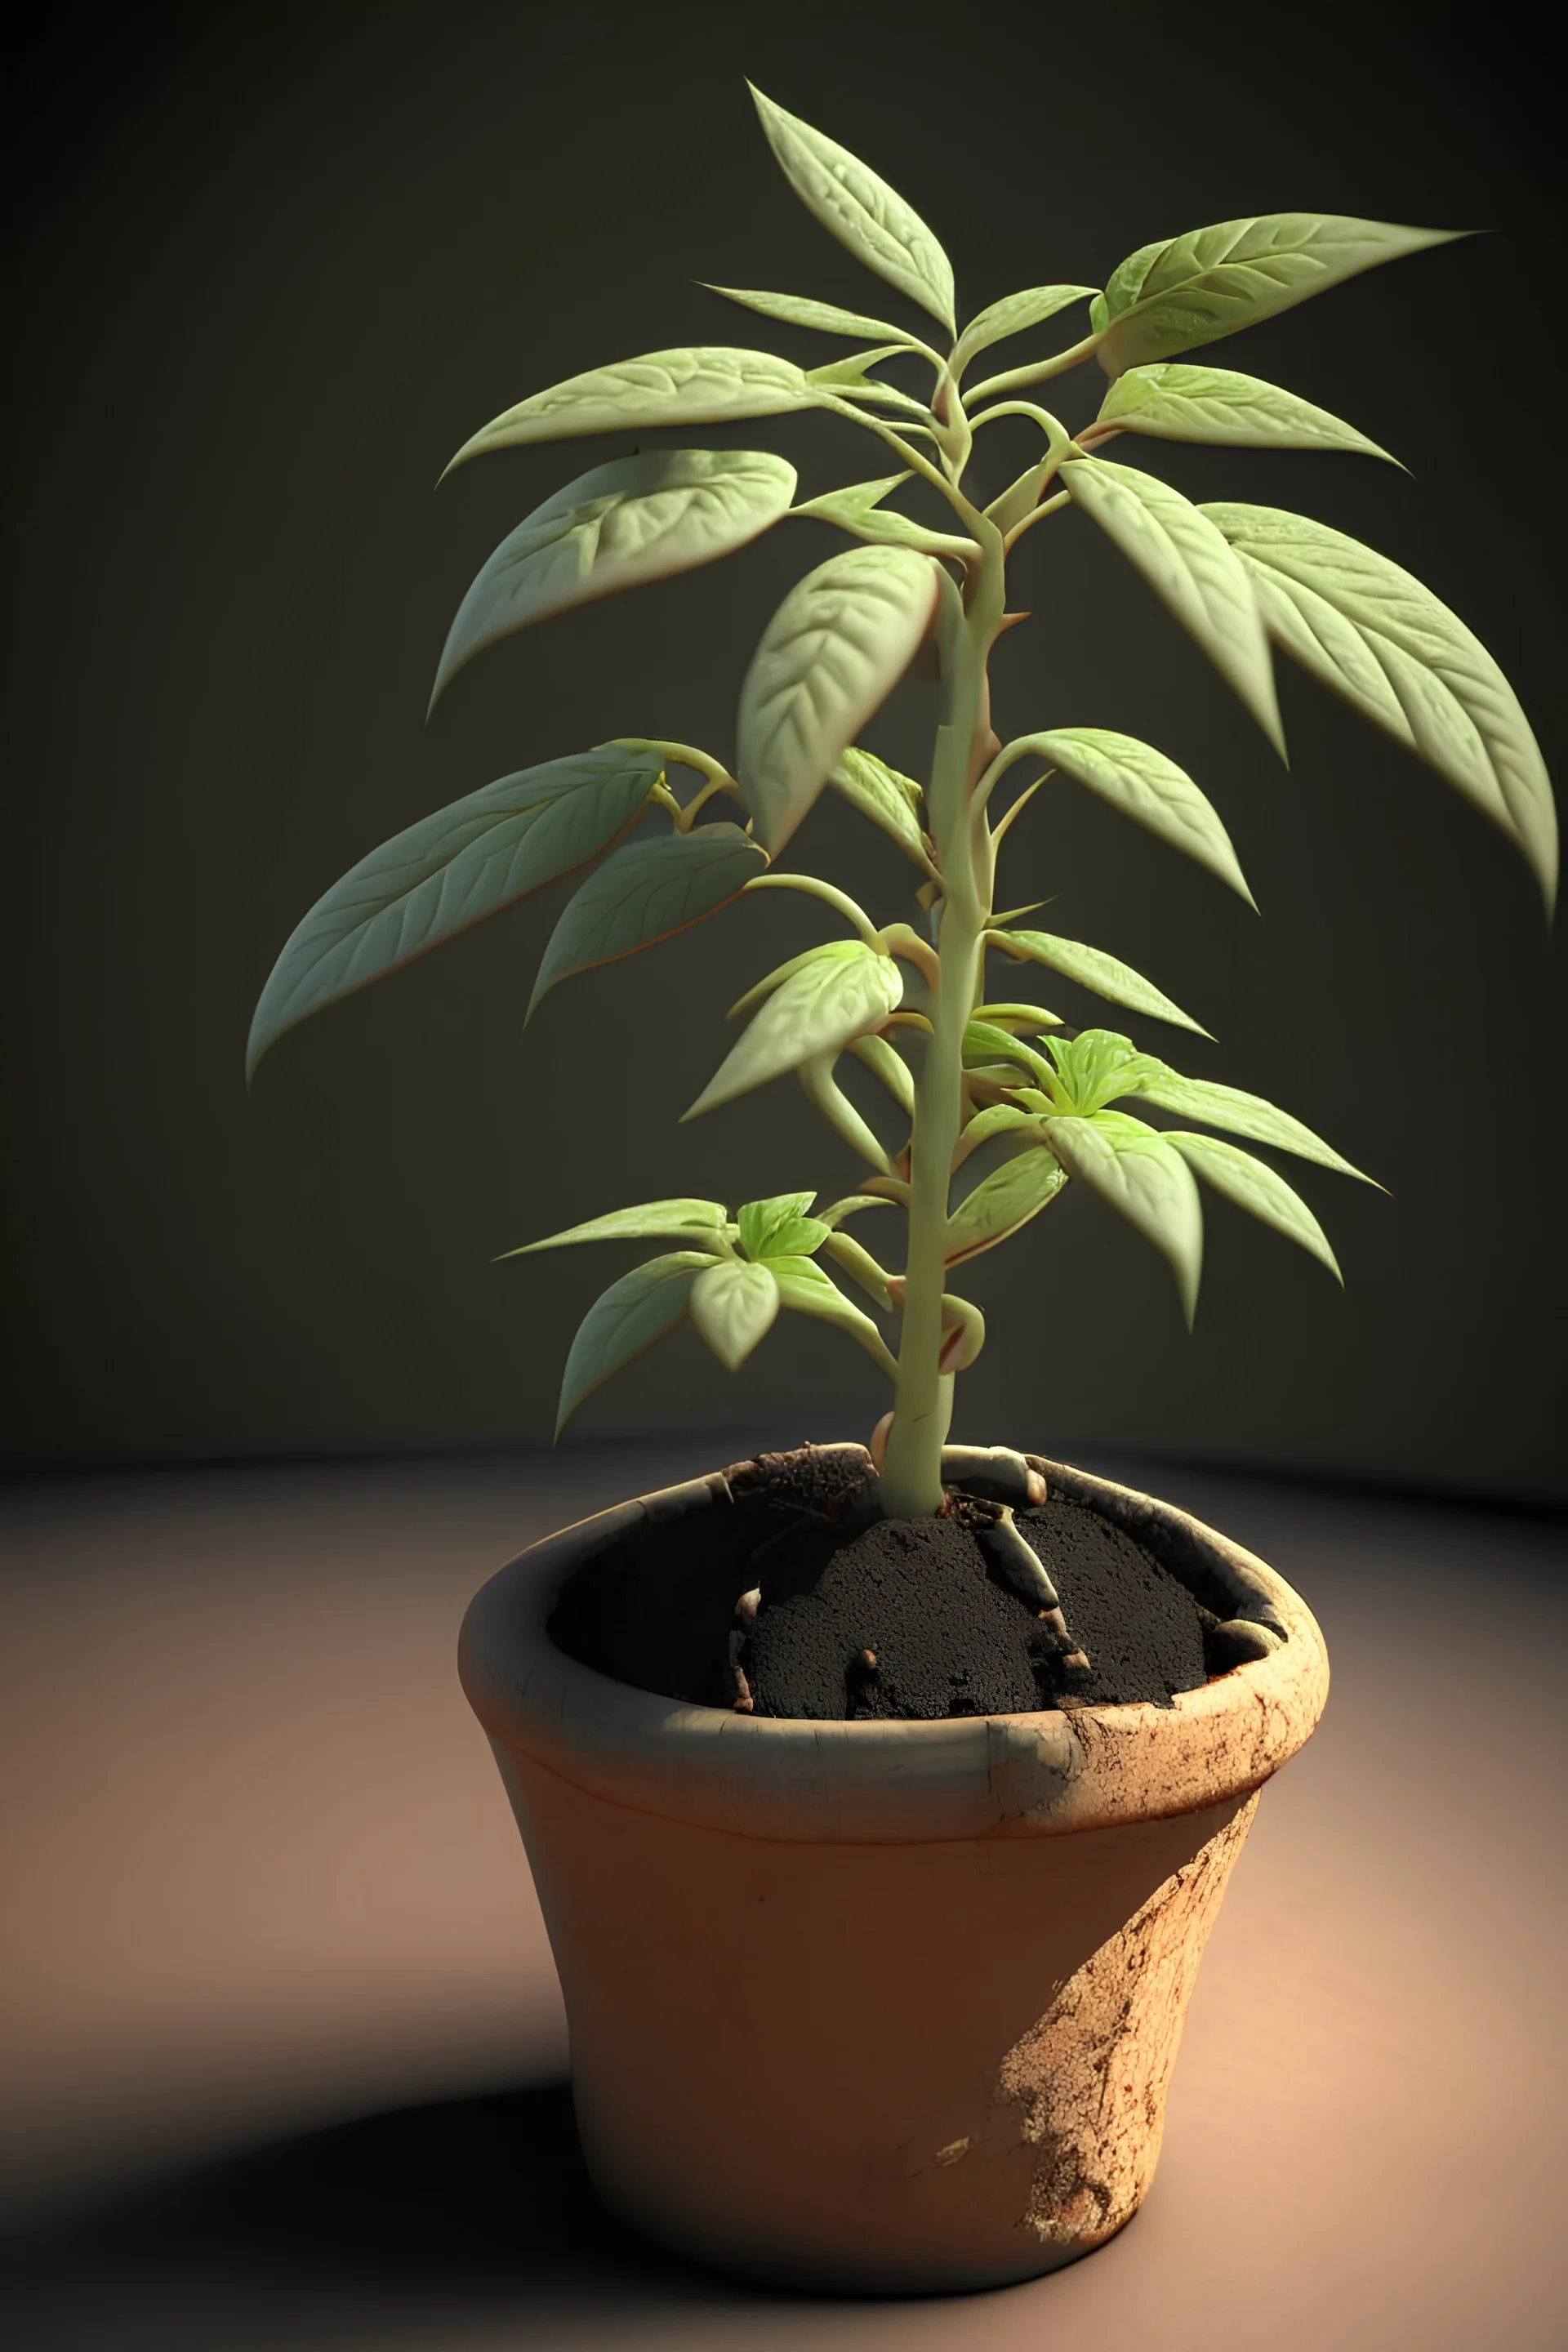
[804,346,932,416]
[798,1053,893,1173]
[687,943,902,1118]
[820,1229,893,1303]
[795,475,978,561]
[1004,727,1254,905]
[700,285,922,345]
[952,285,1098,377]
[737,545,941,854]
[817,1194,892,1229]
[847,1031,915,1115]
[529,822,766,1013]
[506,1198,730,1256]
[750,86,956,333]
[829,746,932,865]
[556,1252,713,1432]
[1132,1066,1374,1183]
[729,938,865,1020]
[970,1003,1063,1034]
[1168,1133,1341,1280]
[446,348,817,470]
[1045,1029,1169,1115]
[988,927,1211,1036]
[1096,365,1394,461]
[963,1019,1049,1079]
[770,1253,898,1374]
[691,1258,782,1370]
[1203,503,1558,912]
[945,1146,1067,1265]
[248,746,662,1077]
[430,451,797,706]
[738,1192,817,1258]
[1062,457,1283,754]
[1097,215,1463,379]
[1044,1115,1204,1323]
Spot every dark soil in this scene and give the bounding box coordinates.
[549,1445,1214,1720]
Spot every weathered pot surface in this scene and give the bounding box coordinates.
[460,1454,1330,2293]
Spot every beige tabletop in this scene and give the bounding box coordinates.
[1,1446,1563,2350]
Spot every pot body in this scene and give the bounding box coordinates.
[461,1458,1328,2292]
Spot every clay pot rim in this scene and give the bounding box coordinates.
[460,1454,1330,1846]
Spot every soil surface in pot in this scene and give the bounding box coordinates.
[549,1446,1212,1721]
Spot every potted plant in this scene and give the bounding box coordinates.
[248,86,1556,2291]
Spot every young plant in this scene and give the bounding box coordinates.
[249,87,1557,1522]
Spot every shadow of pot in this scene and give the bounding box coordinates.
[459,1455,1329,2294]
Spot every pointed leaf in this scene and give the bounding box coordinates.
[820,1228,893,1305]
[818,1194,892,1229]
[1131,1066,1374,1183]
[847,1031,915,1115]
[691,1258,782,1370]
[729,938,865,1020]
[737,545,941,853]
[1203,503,1558,911]
[829,745,931,865]
[988,927,1211,1036]
[1062,457,1283,752]
[1096,365,1394,461]
[805,346,933,416]
[1096,214,1463,379]
[963,1019,1049,1080]
[529,822,765,1013]
[248,746,662,1076]
[971,1003,1063,1034]
[700,285,922,345]
[798,1052,893,1173]
[506,1200,729,1257]
[446,348,817,469]
[750,86,956,332]
[1004,727,1254,904]
[738,1192,817,1258]
[945,1147,1067,1264]
[1044,1115,1204,1323]
[687,943,902,1117]
[769,1254,898,1373]
[1167,1133,1341,1280]
[795,475,978,560]
[556,1252,713,1432]
[431,451,797,706]
[953,285,1098,377]
[1046,1028,1168,1115]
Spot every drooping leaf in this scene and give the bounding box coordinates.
[691,1258,782,1370]
[1202,503,1558,911]
[971,1003,1063,1035]
[953,1102,1040,1168]
[769,1253,898,1373]
[430,451,797,706]
[798,1052,893,1173]
[729,938,866,1019]
[506,1198,731,1255]
[1001,727,1254,905]
[828,744,932,865]
[686,942,902,1118]
[817,1194,893,1229]
[944,1146,1066,1264]
[1062,457,1283,753]
[805,346,933,415]
[795,474,979,561]
[847,1031,915,1115]
[248,746,662,1077]
[1045,1029,1169,1115]
[555,1251,713,1432]
[529,822,766,1014]
[737,545,940,854]
[1095,365,1394,461]
[988,926,1211,1036]
[1167,1133,1341,1279]
[700,284,924,345]
[1043,1115,1204,1324]
[819,1229,893,1304]
[445,348,818,470]
[750,85,956,333]
[1130,1065,1375,1183]
[1094,214,1463,380]
[963,1019,1049,1080]
[737,1192,820,1259]
[952,285,1098,377]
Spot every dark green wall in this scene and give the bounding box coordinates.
[4,1,1563,1496]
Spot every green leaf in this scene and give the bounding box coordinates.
[1167,1133,1341,1280]
[828,745,932,865]
[738,1192,818,1259]
[445,348,817,470]
[506,1198,731,1255]
[805,346,932,415]
[691,1258,782,1370]
[963,1019,1049,1080]
[1062,457,1283,753]
[1096,365,1394,461]
[1131,1065,1374,1183]
[953,1102,1040,1168]
[750,85,956,333]
[847,1031,915,1115]
[945,1145,1067,1265]
[737,546,941,854]
[1045,1029,1169,1115]
[729,938,866,1020]
[820,1229,893,1304]
[817,1194,892,1229]
[1096,214,1463,379]
[529,822,766,1014]
[769,1253,899,1374]
[1043,1115,1204,1324]
[1201,503,1558,912]
[687,943,903,1118]
[971,1003,1063,1034]
[795,474,979,562]
[430,451,797,708]
[248,746,662,1077]
[1002,727,1254,906]
[699,285,924,345]
[987,927,1211,1037]
[798,1052,893,1173]
[952,285,1098,377]
[556,1252,713,1432]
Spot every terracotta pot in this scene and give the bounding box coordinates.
[459,1455,1329,2292]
